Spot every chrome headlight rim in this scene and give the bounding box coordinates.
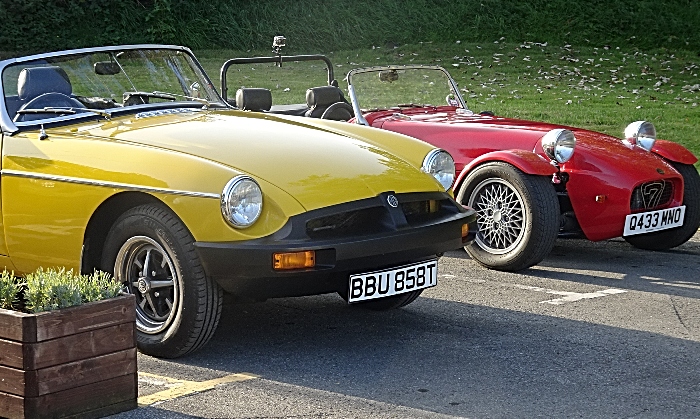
[221,175,263,229]
[422,148,456,190]
[624,120,656,152]
[541,128,576,164]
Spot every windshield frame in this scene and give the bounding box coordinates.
[346,65,468,126]
[0,44,226,135]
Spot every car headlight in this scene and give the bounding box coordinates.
[422,149,455,190]
[624,121,656,151]
[541,129,576,164]
[221,175,263,228]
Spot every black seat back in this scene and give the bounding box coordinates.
[235,88,272,112]
[18,66,73,101]
[304,86,347,118]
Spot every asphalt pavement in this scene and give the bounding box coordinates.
[110,230,700,418]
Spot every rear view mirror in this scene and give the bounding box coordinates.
[94,61,121,75]
[379,70,399,82]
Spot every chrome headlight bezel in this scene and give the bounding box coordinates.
[221,175,263,228]
[541,128,576,164]
[624,120,656,152]
[422,149,456,190]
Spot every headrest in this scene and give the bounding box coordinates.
[235,88,272,111]
[305,86,345,108]
[18,66,72,101]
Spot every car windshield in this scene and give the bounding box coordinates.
[2,47,225,124]
[349,66,465,111]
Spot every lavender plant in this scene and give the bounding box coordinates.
[23,268,122,313]
[0,270,21,310]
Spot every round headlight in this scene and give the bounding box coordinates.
[221,176,263,228]
[624,121,656,151]
[541,129,576,164]
[422,149,455,190]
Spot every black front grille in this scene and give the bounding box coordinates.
[401,199,443,224]
[306,207,387,239]
[630,180,674,211]
[304,194,460,240]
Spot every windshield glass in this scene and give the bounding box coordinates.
[221,57,332,106]
[349,67,464,111]
[2,48,224,124]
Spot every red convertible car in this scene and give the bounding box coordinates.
[343,65,699,271]
[220,44,699,272]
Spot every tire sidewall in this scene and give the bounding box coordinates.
[457,162,559,270]
[458,163,533,257]
[101,206,196,352]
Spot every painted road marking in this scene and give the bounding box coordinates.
[529,265,627,280]
[538,288,627,305]
[441,275,627,305]
[138,372,259,406]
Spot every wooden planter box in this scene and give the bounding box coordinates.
[0,294,137,419]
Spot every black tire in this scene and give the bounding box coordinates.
[456,162,560,271]
[346,289,424,311]
[101,204,222,358]
[624,162,700,250]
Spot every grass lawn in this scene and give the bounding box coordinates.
[195,40,700,169]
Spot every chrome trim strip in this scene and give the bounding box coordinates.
[1,169,220,199]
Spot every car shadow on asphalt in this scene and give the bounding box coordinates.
[133,287,700,418]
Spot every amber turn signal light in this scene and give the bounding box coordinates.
[461,223,470,239]
[273,250,316,270]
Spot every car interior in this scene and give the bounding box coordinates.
[234,84,354,121]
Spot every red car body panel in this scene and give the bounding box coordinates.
[652,140,698,165]
[363,106,687,241]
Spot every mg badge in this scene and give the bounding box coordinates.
[137,278,150,294]
[387,195,399,208]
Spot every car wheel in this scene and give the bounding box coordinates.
[344,289,424,310]
[624,162,700,250]
[101,203,223,358]
[457,162,560,271]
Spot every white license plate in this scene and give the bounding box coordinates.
[623,206,685,236]
[348,259,438,303]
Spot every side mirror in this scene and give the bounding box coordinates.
[94,61,121,75]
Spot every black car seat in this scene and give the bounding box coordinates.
[14,66,85,122]
[235,88,272,112]
[304,86,353,120]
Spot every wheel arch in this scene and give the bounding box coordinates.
[454,149,557,193]
[81,192,165,274]
[651,140,698,165]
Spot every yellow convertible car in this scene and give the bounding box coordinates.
[0,45,476,357]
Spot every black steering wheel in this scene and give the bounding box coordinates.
[14,92,86,122]
[320,102,354,121]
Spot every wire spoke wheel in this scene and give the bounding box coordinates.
[115,236,179,335]
[457,162,560,271]
[469,178,527,254]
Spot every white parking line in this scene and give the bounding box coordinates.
[529,265,627,280]
[538,288,627,305]
[441,275,627,305]
[642,276,700,290]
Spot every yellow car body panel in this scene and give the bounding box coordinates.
[0,109,443,275]
[0,45,477,357]
[80,110,444,204]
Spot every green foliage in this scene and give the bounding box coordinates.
[22,268,123,313]
[0,270,21,310]
[0,0,699,54]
